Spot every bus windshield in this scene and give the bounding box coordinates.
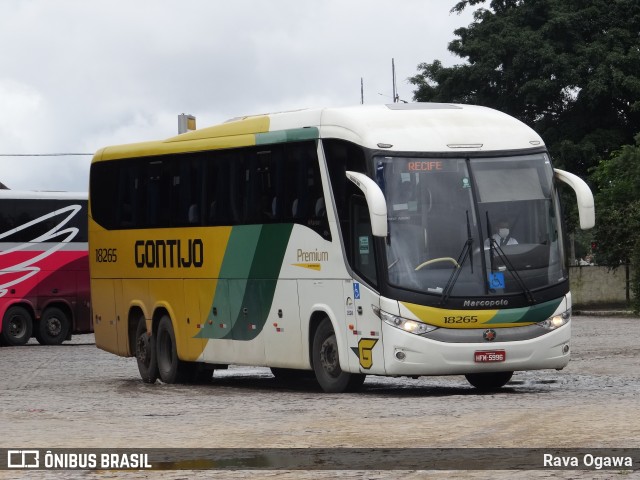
[376,153,565,298]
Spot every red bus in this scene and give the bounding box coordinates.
[0,190,92,346]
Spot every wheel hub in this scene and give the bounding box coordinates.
[9,317,26,337]
[46,317,62,336]
[136,334,150,364]
[320,337,340,377]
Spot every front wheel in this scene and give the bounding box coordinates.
[465,371,513,390]
[312,318,365,393]
[135,316,158,383]
[36,307,70,345]
[2,306,33,346]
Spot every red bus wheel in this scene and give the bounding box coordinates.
[2,306,33,346]
[36,307,70,345]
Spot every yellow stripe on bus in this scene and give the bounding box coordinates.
[93,116,271,162]
[401,302,507,329]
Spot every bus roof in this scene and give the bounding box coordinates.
[93,103,545,161]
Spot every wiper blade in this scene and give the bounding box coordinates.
[485,212,534,302]
[440,211,474,304]
[485,212,534,303]
[489,239,535,304]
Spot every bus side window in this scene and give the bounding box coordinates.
[0,211,10,236]
[351,196,377,286]
[324,139,374,276]
[90,161,120,230]
[118,161,141,229]
[286,141,330,239]
[177,157,203,227]
[205,155,231,226]
[228,151,246,225]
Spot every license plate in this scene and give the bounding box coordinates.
[474,350,506,363]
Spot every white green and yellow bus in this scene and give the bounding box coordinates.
[89,103,594,392]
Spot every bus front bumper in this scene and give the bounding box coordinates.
[381,321,571,376]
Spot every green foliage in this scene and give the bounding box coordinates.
[410,0,640,178]
[630,239,640,313]
[412,0,640,291]
[590,134,640,265]
[590,134,640,310]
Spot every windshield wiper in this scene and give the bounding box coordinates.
[485,212,535,303]
[440,211,474,304]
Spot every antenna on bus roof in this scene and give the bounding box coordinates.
[392,58,397,103]
[391,58,408,104]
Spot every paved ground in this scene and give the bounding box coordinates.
[0,315,638,479]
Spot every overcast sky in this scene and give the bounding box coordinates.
[0,0,475,192]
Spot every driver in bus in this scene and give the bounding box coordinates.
[485,219,518,248]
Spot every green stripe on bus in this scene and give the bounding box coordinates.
[256,127,319,145]
[198,223,294,340]
[219,225,262,278]
[228,223,293,340]
[485,298,563,325]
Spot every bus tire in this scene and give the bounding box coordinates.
[36,307,70,345]
[2,306,33,346]
[156,315,188,384]
[312,317,366,393]
[465,371,513,390]
[135,317,158,384]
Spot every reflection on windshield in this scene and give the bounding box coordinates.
[376,154,566,299]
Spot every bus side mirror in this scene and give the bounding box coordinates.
[346,171,388,237]
[554,168,595,230]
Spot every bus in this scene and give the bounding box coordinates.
[89,103,594,391]
[0,190,92,346]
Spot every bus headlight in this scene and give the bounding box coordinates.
[373,306,437,336]
[537,309,571,331]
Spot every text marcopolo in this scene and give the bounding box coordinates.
[463,299,509,307]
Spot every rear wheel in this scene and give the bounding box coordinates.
[465,371,513,390]
[156,315,189,384]
[312,317,365,393]
[2,306,33,346]
[135,316,158,383]
[36,307,70,345]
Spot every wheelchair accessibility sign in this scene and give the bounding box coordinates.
[488,272,505,289]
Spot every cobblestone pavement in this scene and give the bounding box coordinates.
[1,315,639,479]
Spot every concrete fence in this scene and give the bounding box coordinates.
[569,265,632,308]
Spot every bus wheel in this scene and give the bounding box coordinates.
[135,317,158,384]
[156,315,188,384]
[2,306,33,346]
[465,371,513,391]
[36,307,70,345]
[312,317,366,393]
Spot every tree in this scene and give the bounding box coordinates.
[410,0,640,178]
[590,134,640,309]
